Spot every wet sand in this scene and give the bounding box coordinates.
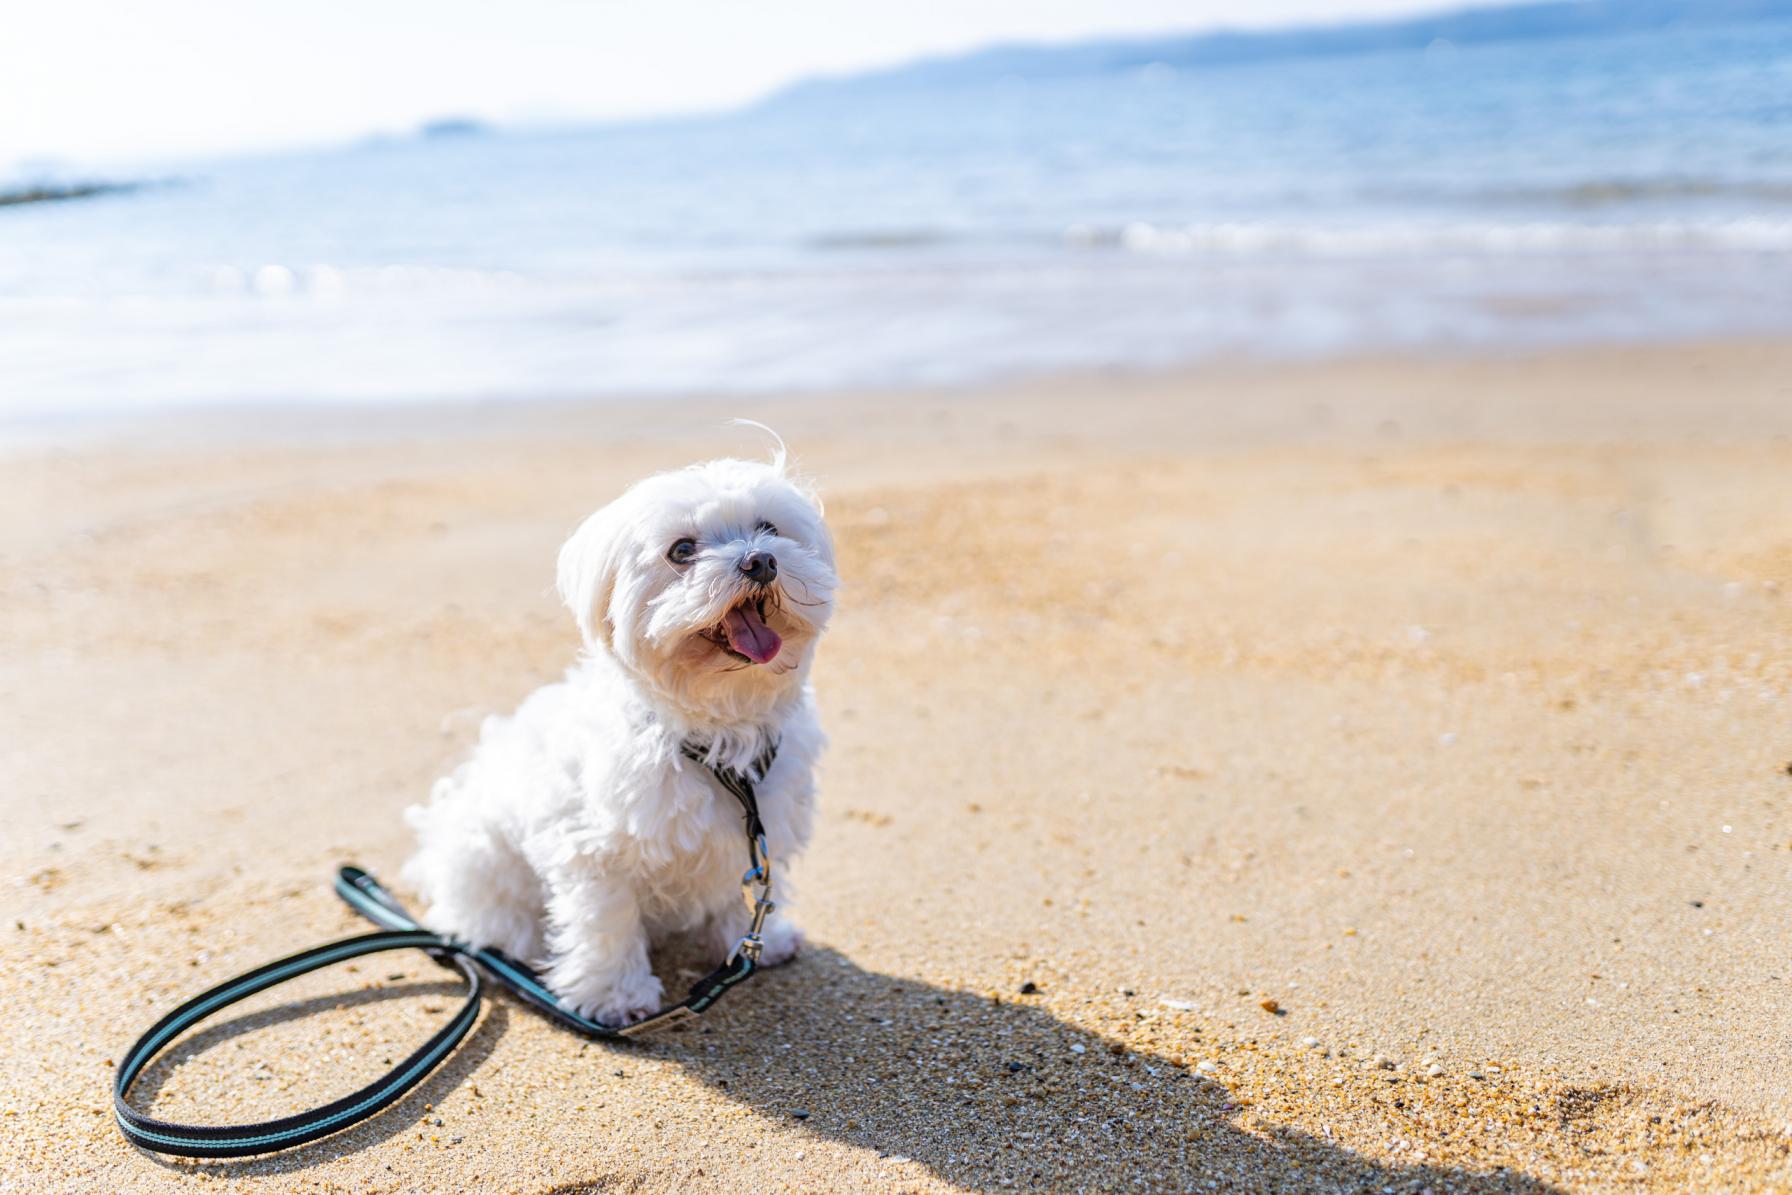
[5,340,1792,1191]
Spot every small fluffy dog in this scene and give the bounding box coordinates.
[404,443,835,1026]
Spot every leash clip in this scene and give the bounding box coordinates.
[730,834,776,963]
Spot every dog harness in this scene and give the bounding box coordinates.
[112,741,778,1159]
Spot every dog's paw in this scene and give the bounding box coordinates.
[548,968,666,1028]
[754,919,804,968]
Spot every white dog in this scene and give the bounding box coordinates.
[403,443,836,1026]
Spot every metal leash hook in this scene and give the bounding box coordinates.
[731,831,775,963]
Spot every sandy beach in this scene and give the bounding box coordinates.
[5,339,1792,1192]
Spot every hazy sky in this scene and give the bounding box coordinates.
[4,0,1491,167]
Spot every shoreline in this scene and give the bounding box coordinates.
[6,337,1792,1191]
[7,331,1792,456]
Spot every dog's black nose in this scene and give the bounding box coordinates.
[739,552,777,585]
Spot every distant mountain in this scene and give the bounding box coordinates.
[418,117,490,140]
[0,180,139,209]
[769,0,1792,100]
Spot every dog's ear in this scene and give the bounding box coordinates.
[556,503,629,655]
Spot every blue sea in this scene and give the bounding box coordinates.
[5,18,1792,419]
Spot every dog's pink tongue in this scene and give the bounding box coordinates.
[722,604,781,664]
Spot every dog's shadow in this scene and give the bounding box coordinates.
[129,948,1559,1190]
[630,946,1559,1193]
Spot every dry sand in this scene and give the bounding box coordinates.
[4,340,1792,1192]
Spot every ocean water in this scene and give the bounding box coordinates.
[4,18,1792,419]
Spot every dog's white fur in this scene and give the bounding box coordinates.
[403,449,836,1026]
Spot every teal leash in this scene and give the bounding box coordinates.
[113,926,485,1157]
[113,746,776,1159]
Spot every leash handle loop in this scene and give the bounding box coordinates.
[113,930,482,1159]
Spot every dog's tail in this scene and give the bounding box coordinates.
[728,418,787,474]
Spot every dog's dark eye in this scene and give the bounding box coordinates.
[756,520,779,537]
[667,538,698,565]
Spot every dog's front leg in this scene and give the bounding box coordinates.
[540,860,665,1026]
